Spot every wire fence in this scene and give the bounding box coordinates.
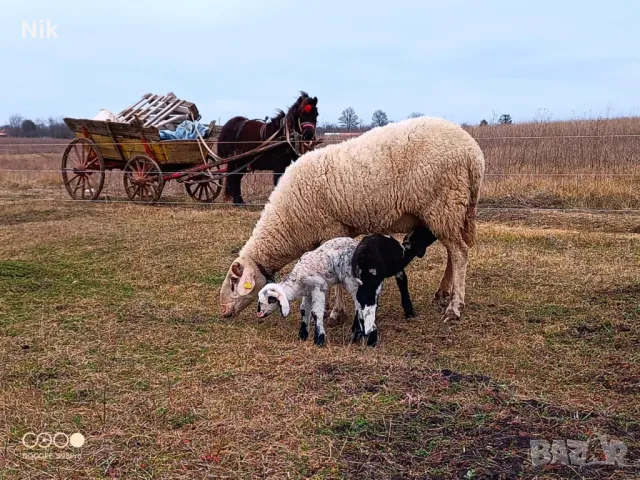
[0,196,639,213]
[2,133,640,148]
[1,133,639,212]
[0,169,639,177]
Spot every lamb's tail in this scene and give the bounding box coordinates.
[461,150,485,248]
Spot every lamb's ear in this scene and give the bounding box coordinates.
[355,278,363,286]
[236,266,256,296]
[278,295,290,317]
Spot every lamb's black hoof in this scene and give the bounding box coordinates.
[232,198,246,206]
[314,332,326,347]
[299,322,309,341]
[404,309,416,319]
[351,331,364,344]
[366,330,378,347]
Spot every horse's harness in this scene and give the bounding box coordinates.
[232,115,315,172]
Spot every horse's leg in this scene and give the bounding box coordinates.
[225,162,245,205]
[230,172,245,205]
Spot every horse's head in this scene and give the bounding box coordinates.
[289,91,318,142]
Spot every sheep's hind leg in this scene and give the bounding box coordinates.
[310,288,327,347]
[434,250,453,313]
[395,270,416,318]
[299,296,311,341]
[327,284,346,326]
[439,237,469,322]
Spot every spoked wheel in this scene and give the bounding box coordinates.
[61,138,105,200]
[184,164,223,203]
[123,155,164,203]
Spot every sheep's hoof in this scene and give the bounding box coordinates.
[366,331,378,347]
[299,322,309,341]
[434,291,451,312]
[404,309,416,319]
[314,332,326,347]
[443,307,461,323]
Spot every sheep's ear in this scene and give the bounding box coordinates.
[278,295,290,317]
[236,266,256,296]
[355,278,363,286]
[231,261,243,277]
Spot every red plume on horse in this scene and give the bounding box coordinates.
[217,92,319,205]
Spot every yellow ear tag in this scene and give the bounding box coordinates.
[243,282,252,290]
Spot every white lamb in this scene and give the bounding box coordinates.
[220,117,485,324]
[256,237,360,347]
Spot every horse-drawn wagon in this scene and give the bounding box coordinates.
[61,116,226,203]
[60,91,321,204]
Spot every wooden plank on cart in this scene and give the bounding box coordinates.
[116,92,200,129]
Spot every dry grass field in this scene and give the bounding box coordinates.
[1,119,639,479]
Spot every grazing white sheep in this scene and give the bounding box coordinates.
[220,116,484,323]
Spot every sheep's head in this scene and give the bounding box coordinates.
[219,256,267,317]
[256,284,290,318]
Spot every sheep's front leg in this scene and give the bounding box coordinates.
[395,270,416,318]
[310,288,327,347]
[299,296,311,341]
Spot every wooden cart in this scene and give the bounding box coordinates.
[61,117,228,203]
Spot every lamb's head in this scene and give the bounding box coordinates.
[256,284,290,318]
[402,226,438,259]
[219,256,268,317]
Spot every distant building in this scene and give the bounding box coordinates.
[323,132,362,137]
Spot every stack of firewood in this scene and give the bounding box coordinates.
[117,92,201,130]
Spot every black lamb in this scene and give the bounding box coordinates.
[350,226,438,346]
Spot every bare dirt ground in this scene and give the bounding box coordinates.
[1,198,639,479]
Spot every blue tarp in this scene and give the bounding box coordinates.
[159,120,208,140]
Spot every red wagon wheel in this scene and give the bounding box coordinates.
[61,138,105,200]
[184,164,223,203]
[123,155,164,203]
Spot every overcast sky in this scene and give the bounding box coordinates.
[1,0,638,126]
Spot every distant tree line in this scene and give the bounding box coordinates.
[2,109,515,138]
[1,114,73,138]
[317,108,514,134]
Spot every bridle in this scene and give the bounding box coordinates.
[285,111,316,156]
[299,120,316,137]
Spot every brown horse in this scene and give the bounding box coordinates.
[217,92,319,205]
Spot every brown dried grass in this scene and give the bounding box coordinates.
[0,200,638,479]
